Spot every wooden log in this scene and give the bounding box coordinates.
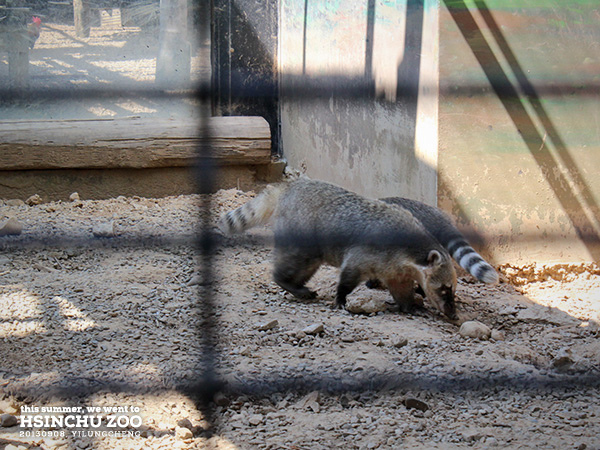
[7,31,29,88]
[0,6,31,87]
[0,116,271,170]
[73,0,91,38]
[156,0,191,87]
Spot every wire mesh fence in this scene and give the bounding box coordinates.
[1,0,600,448]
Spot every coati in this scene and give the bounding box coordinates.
[219,179,458,319]
[378,197,499,284]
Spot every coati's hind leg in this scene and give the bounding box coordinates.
[386,278,423,314]
[273,248,321,300]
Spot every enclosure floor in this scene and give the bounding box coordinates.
[0,21,209,120]
[0,190,599,449]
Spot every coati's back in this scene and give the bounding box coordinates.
[276,180,439,263]
[380,197,499,284]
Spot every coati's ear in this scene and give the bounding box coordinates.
[427,249,442,266]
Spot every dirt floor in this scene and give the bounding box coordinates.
[1,17,209,120]
[0,188,599,450]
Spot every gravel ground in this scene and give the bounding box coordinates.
[0,189,599,450]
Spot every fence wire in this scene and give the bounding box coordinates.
[1,1,600,445]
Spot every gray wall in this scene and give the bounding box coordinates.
[279,0,440,202]
[280,0,600,265]
[438,0,600,264]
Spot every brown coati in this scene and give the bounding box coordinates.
[219,179,458,319]
[378,197,499,284]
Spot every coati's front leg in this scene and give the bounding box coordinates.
[273,247,321,300]
[367,278,426,298]
[365,278,385,290]
[335,265,362,308]
[386,277,423,314]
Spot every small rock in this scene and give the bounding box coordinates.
[176,418,194,430]
[404,398,429,412]
[187,274,207,286]
[392,336,409,348]
[5,445,28,450]
[175,425,193,439]
[459,321,492,340]
[137,424,152,437]
[490,329,505,341]
[0,217,22,236]
[0,400,17,415]
[552,347,574,370]
[345,296,388,314]
[257,319,278,331]
[299,391,321,412]
[33,262,55,273]
[498,305,519,315]
[69,192,81,202]
[248,414,264,426]
[92,221,116,238]
[5,199,25,207]
[485,437,499,446]
[0,413,18,427]
[25,194,43,206]
[213,392,230,407]
[302,323,324,335]
[460,427,484,442]
[339,394,351,408]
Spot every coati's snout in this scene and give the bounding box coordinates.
[420,250,458,319]
[438,284,457,320]
[420,281,457,319]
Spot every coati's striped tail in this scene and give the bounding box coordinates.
[446,238,499,284]
[218,185,285,234]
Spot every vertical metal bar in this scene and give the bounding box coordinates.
[302,0,309,74]
[192,95,221,434]
[365,0,376,79]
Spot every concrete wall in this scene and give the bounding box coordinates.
[438,0,600,264]
[280,0,600,265]
[279,0,440,202]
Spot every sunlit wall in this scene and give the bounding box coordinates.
[439,0,600,264]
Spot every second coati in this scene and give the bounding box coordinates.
[378,197,499,284]
[219,179,458,319]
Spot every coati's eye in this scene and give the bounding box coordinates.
[438,285,453,299]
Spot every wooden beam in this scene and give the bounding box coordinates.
[7,33,29,88]
[73,0,91,38]
[0,6,31,87]
[0,116,271,170]
[156,0,191,87]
